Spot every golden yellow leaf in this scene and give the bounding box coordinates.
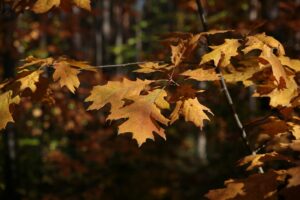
[18,56,54,72]
[279,56,300,72]
[201,39,240,67]
[181,68,219,81]
[152,89,170,110]
[255,33,285,56]
[73,0,91,11]
[254,77,298,107]
[53,61,80,93]
[32,0,60,13]
[0,91,20,130]
[170,98,212,128]
[260,45,287,86]
[85,78,152,114]
[63,58,97,72]
[244,35,287,86]
[108,89,169,146]
[223,66,259,86]
[17,70,43,92]
[134,62,170,73]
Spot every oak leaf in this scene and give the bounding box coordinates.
[239,152,291,171]
[134,62,170,74]
[253,77,298,107]
[170,98,212,128]
[279,56,300,72]
[171,34,201,66]
[200,39,240,67]
[205,179,245,200]
[287,167,300,188]
[181,68,219,81]
[17,70,43,92]
[73,0,91,11]
[0,91,21,130]
[33,0,60,13]
[108,89,169,146]
[85,78,152,114]
[53,61,80,93]
[244,35,287,86]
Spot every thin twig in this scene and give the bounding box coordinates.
[195,0,264,173]
[94,61,164,69]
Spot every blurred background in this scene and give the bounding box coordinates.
[1,0,300,199]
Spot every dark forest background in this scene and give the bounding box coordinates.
[1,0,300,199]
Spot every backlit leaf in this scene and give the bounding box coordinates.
[108,89,169,146]
[201,39,240,67]
[0,91,20,130]
[85,78,152,114]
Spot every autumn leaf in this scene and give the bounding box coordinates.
[108,89,169,146]
[170,98,212,128]
[73,0,91,11]
[134,62,171,74]
[254,77,298,107]
[223,66,259,86]
[0,91,21,130]
[288,123,300,139]
[205,179,245,200]
[181,68,219,81]
[171,34,201,66]
[201,39,240,67]
[239,152,291,171]
[279,56,300,72]
[18,56,54,72]
[244,35,287,86]
[206,170,287,200]
[17,69,44,93]
[286,167,300,188]
[33,0,60,13]
[52,61,80,93]
[62,58,97,72]
[85,78,152,114]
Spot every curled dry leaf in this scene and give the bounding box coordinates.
[253,77,298,107]
[244,34,287,87]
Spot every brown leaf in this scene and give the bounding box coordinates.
[205,179,245,200]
